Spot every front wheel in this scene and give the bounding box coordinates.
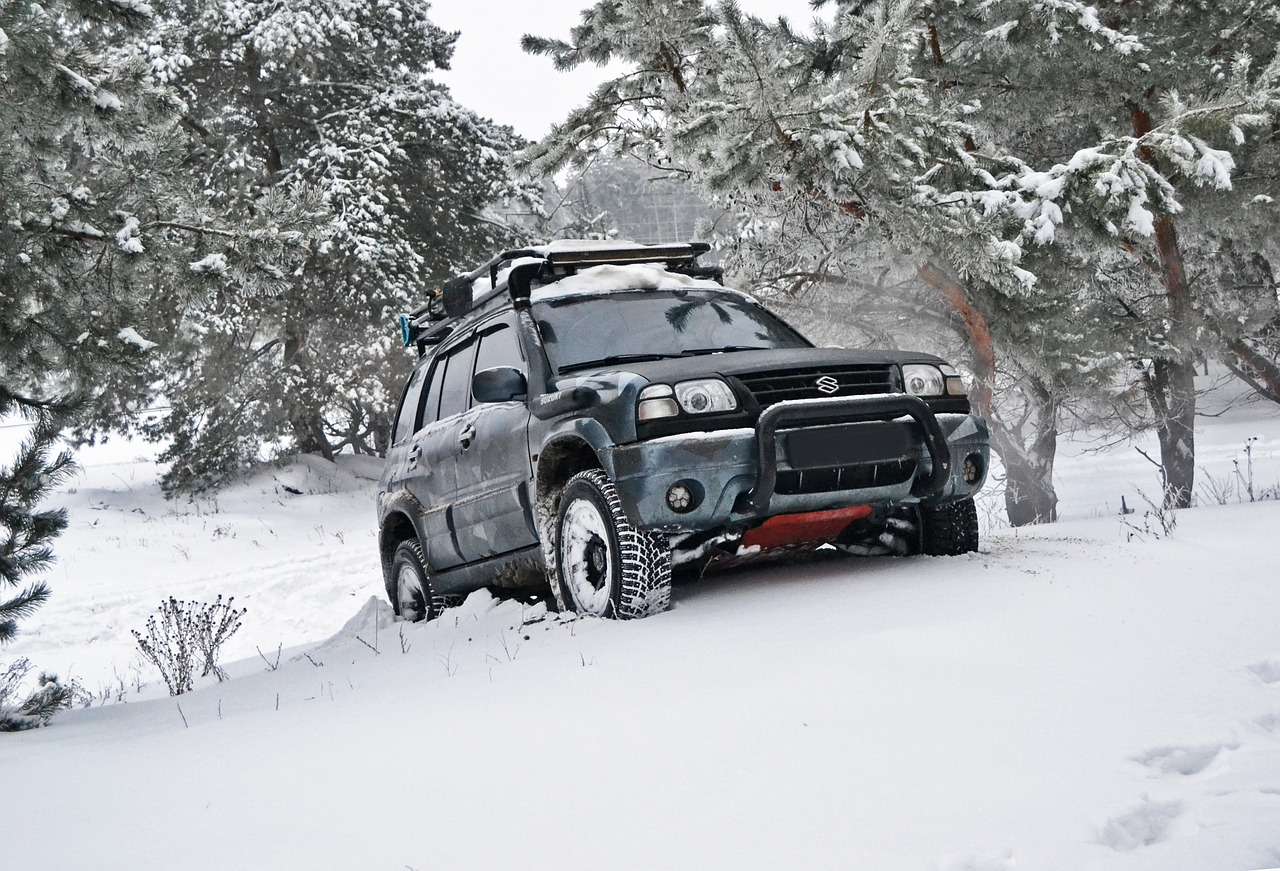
[920,496,979,556]
[554,469,672,619]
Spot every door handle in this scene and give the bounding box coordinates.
[459,424,477,449]
[407,444,422,470]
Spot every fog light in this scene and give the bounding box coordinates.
[666,480,702,513]
[962,454,983,485]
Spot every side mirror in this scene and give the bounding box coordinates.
[472,366,528,404]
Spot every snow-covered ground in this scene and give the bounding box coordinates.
[3,386,1280,870]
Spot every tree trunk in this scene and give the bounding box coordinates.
[293,418,334,460]
[243,44,283,179]
[917,262,1062,525]
[1145,357,1196,508]
[1204,317,1280,404]
[1131,103,1197,509]
[988,379,1059,526]
[917,262,995,416]
[283,330,334,461]
[371,410,392,457]
[1147,216,1197,509]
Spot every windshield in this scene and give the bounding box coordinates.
[534,288,810,374]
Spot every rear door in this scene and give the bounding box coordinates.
[401,333,477,570]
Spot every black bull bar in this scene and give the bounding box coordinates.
[746,393,952,514]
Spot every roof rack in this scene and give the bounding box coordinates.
[398,240,715,354]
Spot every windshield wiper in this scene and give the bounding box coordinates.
[558,353,684,374]
[679,345,768,356]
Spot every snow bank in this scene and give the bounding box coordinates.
[3,381,1279,870]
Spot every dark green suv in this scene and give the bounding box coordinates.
[377,241,989,621]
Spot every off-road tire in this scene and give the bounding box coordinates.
[390,539,461,621]
[553,469,672,619]
[834,506,922,557]
[920,496,979,556]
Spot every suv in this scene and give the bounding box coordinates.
[377,241,989,621]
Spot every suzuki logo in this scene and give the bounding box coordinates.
[815,375,840,395]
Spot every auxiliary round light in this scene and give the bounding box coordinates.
[665,480,702,513]
[963,454,984,485]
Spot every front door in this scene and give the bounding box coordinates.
[452,321,537,562]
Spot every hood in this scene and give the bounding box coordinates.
[555,346,945,387]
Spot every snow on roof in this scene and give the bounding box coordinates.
[530,238,645,254]
[530,263,740,302]
[473,256,544,300]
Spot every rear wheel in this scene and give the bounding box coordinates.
[554,469,672,619]
[390,539,458,622]
[920,496,979,556]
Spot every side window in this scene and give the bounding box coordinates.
[420,356,446,429]
[392,362,430,445]
[473,323,524,375]
[436,337,477,420]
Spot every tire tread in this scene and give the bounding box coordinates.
[920,496,980,556]
[392,538,455,621]
[556,469,672,619]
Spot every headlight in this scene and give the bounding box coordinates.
[939,364,969,397]
[638,378,739,421]
[674,378,738,414]
[638,384,679,421]
[902,364,945,397]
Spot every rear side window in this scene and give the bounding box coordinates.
[392,362,430,445]
[420,355,446,429]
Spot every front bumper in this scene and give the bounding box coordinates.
[604,394,989,533]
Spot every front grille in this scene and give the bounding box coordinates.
[775,459,916,495]
[737,364,896,408]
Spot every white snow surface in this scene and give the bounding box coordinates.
[3,389,1280,870]
[188,252,228,274]
[533,263,734,301]
[533,237,651,253]
[117,326,157,351]
[471,245,730,303]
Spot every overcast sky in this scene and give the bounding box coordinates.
[427,1,822,140]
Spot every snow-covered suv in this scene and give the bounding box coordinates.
[377,241,989,621]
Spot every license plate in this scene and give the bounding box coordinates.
[784,422,910,469]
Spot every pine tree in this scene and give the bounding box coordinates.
[903,0,1280,507]
[105,0,534,490]
[521,0,1099,524]
[524,0,1280,516]
[0,400,76,645]
[1,0,186,726]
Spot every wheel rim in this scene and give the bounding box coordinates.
[560,495,614,615]
[397,563,427,621]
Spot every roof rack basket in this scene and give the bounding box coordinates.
[397,240,715,354]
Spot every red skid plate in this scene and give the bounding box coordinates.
[740,505,872,551]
